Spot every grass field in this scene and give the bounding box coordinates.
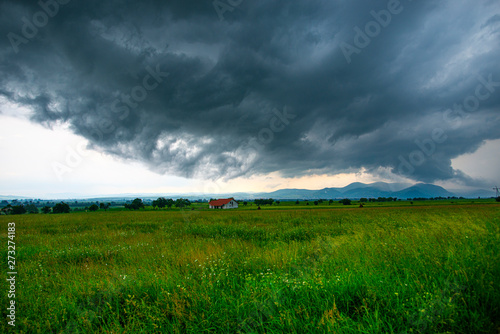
[1,202,499,333]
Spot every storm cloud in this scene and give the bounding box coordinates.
[1,0,499,183]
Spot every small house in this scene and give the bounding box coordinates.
[209,198,238,209]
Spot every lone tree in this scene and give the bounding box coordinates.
[125,198,145,210]
[152,197,168,209]
[254,198,274,206]
[41,206,52,214]
[175,198,191,208]
[53,202,71,214]
[329,199,333,205]
[12,205,27,215]
[25,203,39,214]
[100,203,111,211]
[339,199,351,205]
[166,198,175,209]
[88,204,99,212]
[1,204,12,215]
[496,196,500,202]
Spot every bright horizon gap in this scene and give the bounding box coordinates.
[0,113,498,199]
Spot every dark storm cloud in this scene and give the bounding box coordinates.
[1,0,499,182]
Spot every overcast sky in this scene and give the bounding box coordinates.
[1,0,499,198]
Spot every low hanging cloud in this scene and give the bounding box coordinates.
[1,0,499,184]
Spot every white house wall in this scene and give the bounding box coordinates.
[223,200,238,209]
[209,200,238,209]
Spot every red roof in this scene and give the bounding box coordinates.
[209,198,234,206]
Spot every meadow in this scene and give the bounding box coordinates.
[1,202,499,333]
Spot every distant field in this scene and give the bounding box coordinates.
[102,197,500,212]
[1,203,499,333]
[200,198,500,210]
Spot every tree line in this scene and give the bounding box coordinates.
[3,196,498,215]
[0,197,192,215]
[1,202,73,215]
[254,198,275,206]
[125,198,191,210]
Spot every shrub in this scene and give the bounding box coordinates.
[339,199,351,205]
[12,205,27,215]
[53,202,70,214]
[125,198,145,210]
[25,204,39,214]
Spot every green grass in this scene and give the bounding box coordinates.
[1,203,499,333]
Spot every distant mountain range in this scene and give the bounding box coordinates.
[1,182,497,201]
[234,182,496,200]
[0,195,31,200]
